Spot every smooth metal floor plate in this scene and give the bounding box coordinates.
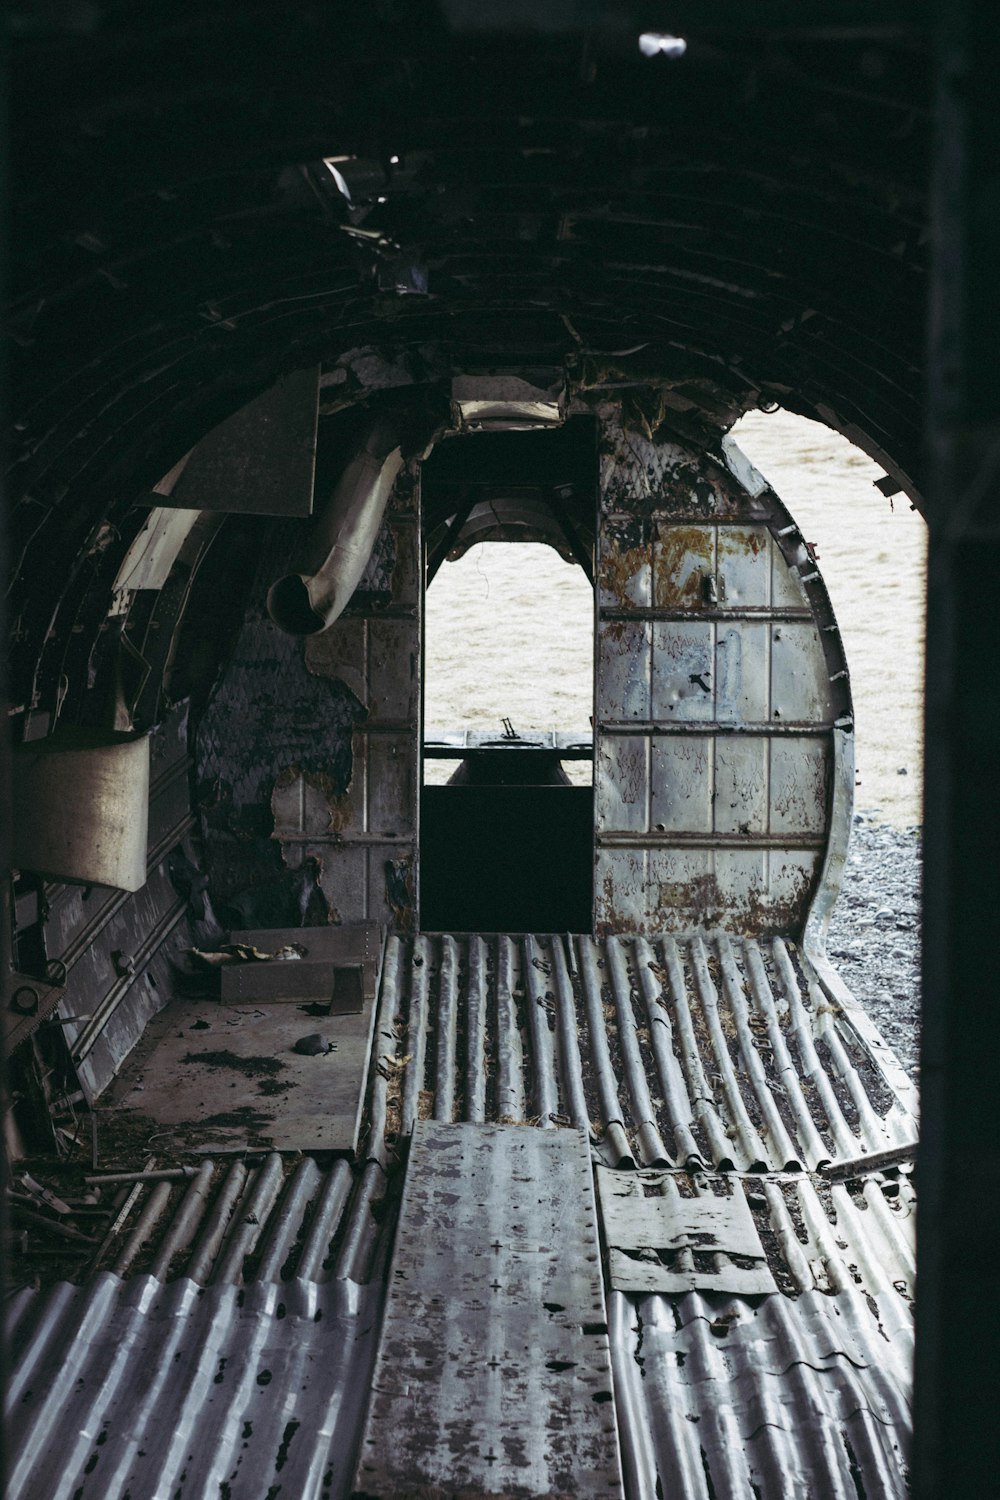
[109,992,379,1153]
[354,1122,624,1500]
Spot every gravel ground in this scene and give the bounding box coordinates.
[825,814,922,1083]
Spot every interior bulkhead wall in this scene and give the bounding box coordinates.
[192,395,851,943]
[593,406,852,937]
[196,455,422,935]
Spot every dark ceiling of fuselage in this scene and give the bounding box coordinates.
[7,3,931,646]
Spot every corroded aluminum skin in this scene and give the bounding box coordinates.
[594,416,852,936]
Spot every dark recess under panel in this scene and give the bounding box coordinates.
[420,785,593,932]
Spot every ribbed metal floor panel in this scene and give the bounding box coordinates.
[5,1273,382,1500]
[609,1288,911,1500]
[374,931,918,1174]
[7,930,917,1500]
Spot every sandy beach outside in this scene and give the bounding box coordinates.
[424,409,927,828]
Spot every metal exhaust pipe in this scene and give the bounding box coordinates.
[267,416,403,635]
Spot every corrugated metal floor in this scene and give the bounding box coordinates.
[373,931,917,1174]
[6,1274,383,1500]
[6,930,917,1500]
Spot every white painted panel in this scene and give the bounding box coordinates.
[714,739,768,835]
[651,621,714,722]
[771,622,833,721]
[651,738,713,834]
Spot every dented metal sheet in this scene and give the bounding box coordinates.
[355,1122,624,1500]
[596,1167,776,1296]
[609,1286,912,1500]
[145,366,319,516]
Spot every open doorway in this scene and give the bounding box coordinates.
[418,424,597,933]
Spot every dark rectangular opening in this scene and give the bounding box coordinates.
[420,784,594,932]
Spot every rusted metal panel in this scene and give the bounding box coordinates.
[653,522,716,609]
[594,421,846,935]
[145,366,319,516]
[366,733,416,837]
[598,532,652,611]
[596,1168,776,1296]
[354,1122,625,1500]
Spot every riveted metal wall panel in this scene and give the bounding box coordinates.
[598,619,651,720]
[770,737,829,835]
[596,736,649,834]
[650,737,713,834]
[594,416,848,936]
[650,621,715,722]
[770,620,835,721]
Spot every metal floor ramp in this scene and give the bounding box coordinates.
[355,1122,625,1500]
